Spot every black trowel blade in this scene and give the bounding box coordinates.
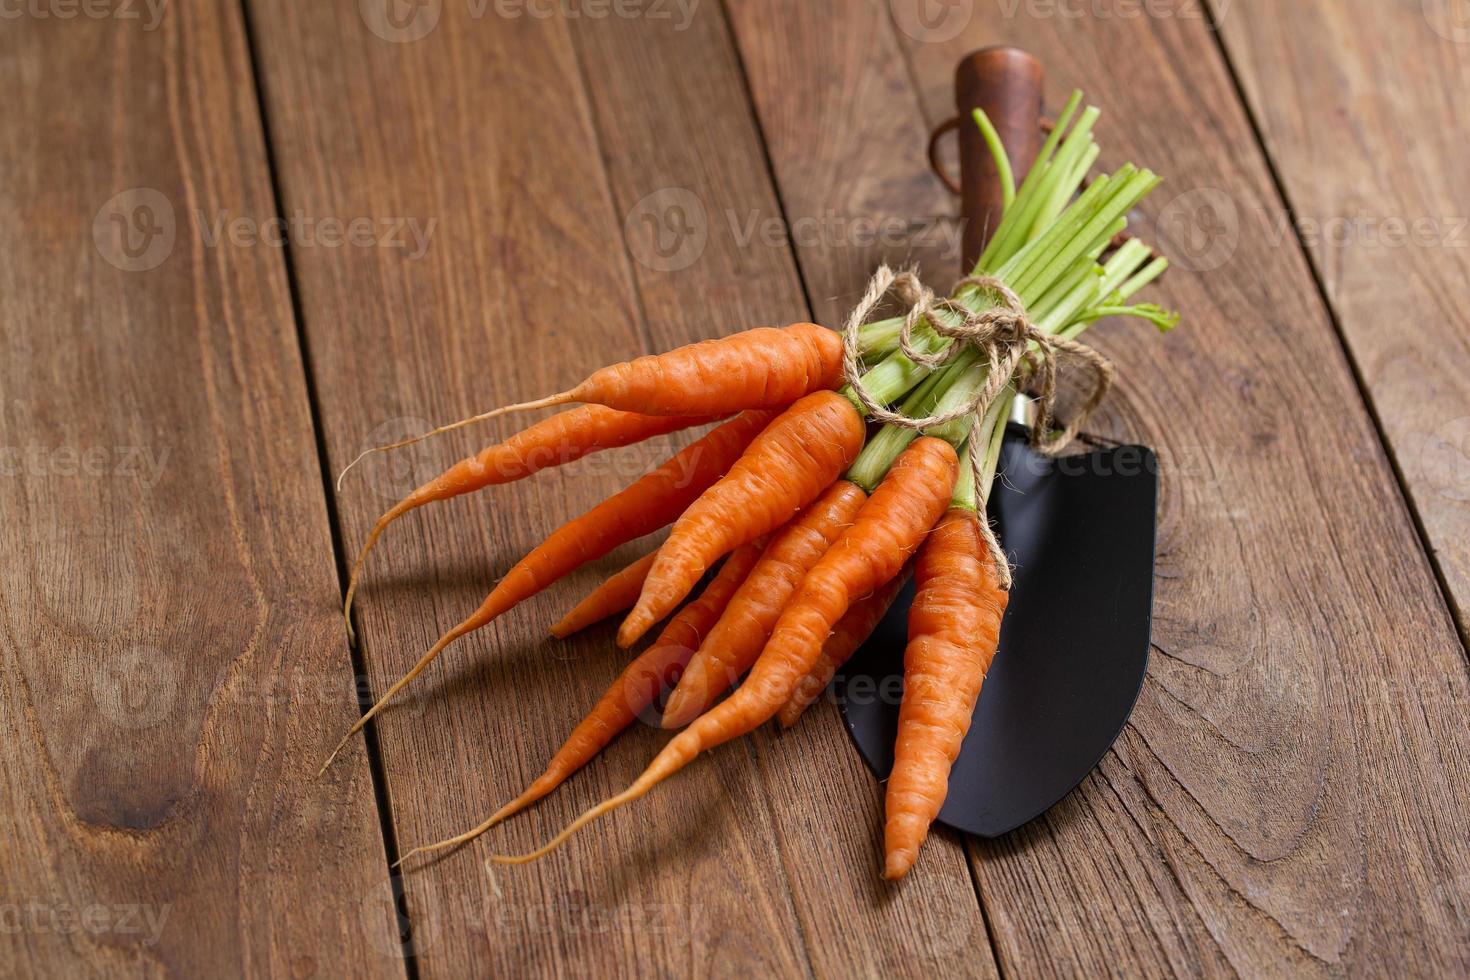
[835,425,1158,838]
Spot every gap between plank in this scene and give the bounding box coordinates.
[718,0,999,960]
[556,11,821,972]
[713,0,819,316]
[874,6,1011,961]
[234,0,423,971]
[1202,0,1470,662]
[961,835,1009,980]
[559,23,659,356]
[715,0,1005,958]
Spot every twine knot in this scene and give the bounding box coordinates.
[842,265,1115,587]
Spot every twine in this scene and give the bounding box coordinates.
[842,265,1115,588]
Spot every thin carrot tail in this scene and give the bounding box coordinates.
[490,785,646,867]
[396,773,561,866]
[334,391,575,490]
[430,550,750,855]
[341,496,423,640]
[401,634,699,862]
[493,574,834,864]
[319,612,482,775]
[491,731,700,865]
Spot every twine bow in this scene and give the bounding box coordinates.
[842,265,1115,588]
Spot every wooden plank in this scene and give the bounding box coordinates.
[241,0,981,974]
[1211,0,1470,639]
[727,0,962,318]
[566,9,1000,978]
[0,1,401,975]
[729,0,1470,974]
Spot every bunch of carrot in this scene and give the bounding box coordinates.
[328,93,1177,880]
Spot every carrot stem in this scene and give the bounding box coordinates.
[846,353,984,491]
[1025,107,1102,243]
[970,108,1015,210]
[978,89,1081,271]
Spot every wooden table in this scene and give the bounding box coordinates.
[3,0,1467,975]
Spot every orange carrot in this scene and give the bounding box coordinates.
[489,323,843,419]
[344,326,845,478]
[617,391,866,648]
[494,437,958,863]
[777,569,910,729]
[342,406,712,633]
[321,411,775,772]
[660,480,868,728]
[550,548,660,639]
[633,539,768,689]
[884,507,1007,880]
[397,541,767,864]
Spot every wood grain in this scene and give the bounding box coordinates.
[1211,0,1470,640]
[567,8,1000,977]
[242,0,984,974]
[0,0,400,975]
[15,0,1468,974]
[954,45,1045,266]
[726,0,962,319]
[725,0,1470,974]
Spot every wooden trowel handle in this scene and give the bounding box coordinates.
[955,47,1045,270]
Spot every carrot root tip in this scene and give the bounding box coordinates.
[490,787,642,865]
[616,615,651,649]
[658,697,699,729]
[333,391,577,490]
[882,851,917,880]
[318,729,356,777]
